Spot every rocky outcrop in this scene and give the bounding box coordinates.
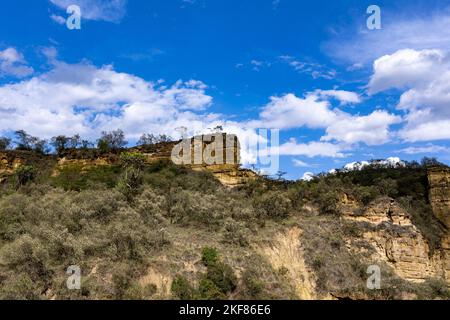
[0,151,48,182]
[344,197,449,283]
[0,152,23,176]
[428,167,450,229]
[2,134,255,187]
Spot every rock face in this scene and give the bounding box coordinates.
[428,167,450,283]
[0,151,36,183]
[344,197,449,283]
[428,167,450,229]
[1,134,255,187]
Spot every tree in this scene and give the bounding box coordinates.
[14,130,48,154]
[80,140,94,149]
[138,133,157,146]
[69,134,81,149]
[0,137,11,150]
[138,133,173,146]
[117,152,146,200]
[51,136,70,155]
[14,130,33,151]
[13,165,36,188]
[97,129,127,152]
[421,157,443,168]
[275,171,287,181]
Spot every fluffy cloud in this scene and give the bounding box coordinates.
[49,0,127,23]
[369,48,450,141]
[368,49,445,95]
[315,89,361,105]
[322,110,401,145]
[0,60,213,139]
[253,93,336,130]
[252,92,399,146]
[0,47,34,78]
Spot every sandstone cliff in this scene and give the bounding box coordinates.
[428,167,450,229]
[342,197,449,283]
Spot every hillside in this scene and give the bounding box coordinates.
[0,136,449,300]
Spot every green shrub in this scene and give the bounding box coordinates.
[205,262,237,295]
[171,275,195,300]
[13,165,36,188]
[0,273,42,300]
[201,247,219,266]
[253,191,292,219]
[198,278,226,300]
[51,165,121,191]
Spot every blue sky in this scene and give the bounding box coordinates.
[1,0,450,179]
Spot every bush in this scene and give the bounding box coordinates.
[117,152,146,200]
[201,247,219,266]
[171,275,195,300]
[253,191,292,219]
[222,220,249,247]
[242,269,264,299]
[13,165,37,188]
[0,273,42,300]
[198,278,226,300]
[51,165,121,191]
[205,261,237,295]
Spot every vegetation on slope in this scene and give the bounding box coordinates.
[0,133,448,300]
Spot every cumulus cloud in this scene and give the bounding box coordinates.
[322,110,401,145]
[252,93,336,130]
[251,91,399,146]
[49,0,127,23]
[0,60,213,139]
[0,47,34,78]
[368,49,445,95]
[315,89,361,105]
[368,48,450,141]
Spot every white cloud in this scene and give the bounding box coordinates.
[0,60,213,139]
[252,92,399,146]
[49,0,127,23]
[0,47,34,78]
[322,110,401,146]
[368,48,450,142]
[368,49,444,95]
[301,172,315,182]
[279,55,337,80]
[315,89,361,105]
[252,93,336,130]
[292,159,310,167]
[342,157,405,172]
[400,144,450,155]
[273,138,347,158]
[50,14,66,25]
